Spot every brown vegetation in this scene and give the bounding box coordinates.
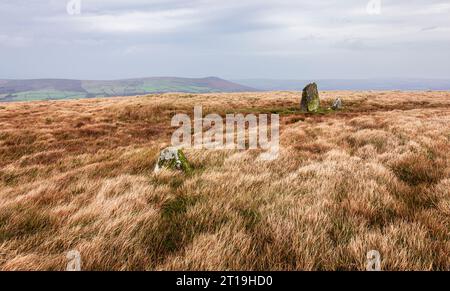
[0,91,449,270]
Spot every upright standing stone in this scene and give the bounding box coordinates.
[301,83,320,112]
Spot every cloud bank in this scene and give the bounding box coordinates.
[0,0,449,79]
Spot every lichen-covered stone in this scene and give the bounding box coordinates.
[301,83,320,112]
[331,98,343,110]
[154,147,192,173]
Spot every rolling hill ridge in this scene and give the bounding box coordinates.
[0,77,256,102]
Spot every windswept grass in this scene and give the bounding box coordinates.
[0,91,449,270]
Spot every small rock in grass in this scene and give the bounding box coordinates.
[331,98,343,110]
[154,147,192,173]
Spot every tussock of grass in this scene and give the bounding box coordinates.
[391,152,445,186]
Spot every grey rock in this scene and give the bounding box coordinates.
[154,147,192,173]
[301,83,320,112]
[331,98,343,110]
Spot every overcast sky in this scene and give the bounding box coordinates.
[0,0,449,80]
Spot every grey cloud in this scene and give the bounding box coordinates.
[0,0,449,79]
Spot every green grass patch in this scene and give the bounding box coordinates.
[225,106,338,116]
[5,90,87,101]
[161,195,199,219]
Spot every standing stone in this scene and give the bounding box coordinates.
[331,98,343,110]
[301,83,320,112]
[154,147,192,173]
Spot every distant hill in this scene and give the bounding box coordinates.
[0,77,256,102]
[234,79,450,91]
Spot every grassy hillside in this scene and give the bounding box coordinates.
[0,91,449,270]
[0,77,255,102]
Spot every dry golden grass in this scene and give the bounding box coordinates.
[0,91,449,271]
